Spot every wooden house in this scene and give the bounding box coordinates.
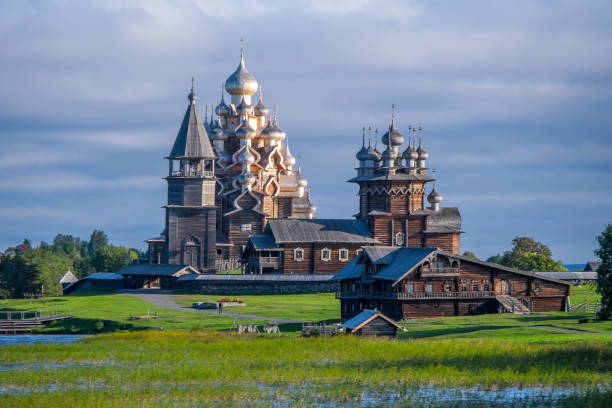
[57,270,78,289]
[242,219,379,274]
[340,309,401,337]
[333,247,570,320]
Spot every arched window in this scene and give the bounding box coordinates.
[182,237,200,268]
[395,232,405,246]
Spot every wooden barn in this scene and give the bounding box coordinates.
[340,309,401,337]
[333,247,571,320]
[118,264,200,289]
[242,218,379,274]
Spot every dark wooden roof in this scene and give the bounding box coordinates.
[249,234,281,251]
[585,261,601,271]
[267,218,379,244]
[536,272,597,281]
[413,207,462,234]
[330,256,365,280]
[168,97,216,159]
[348,173,434,183]
[117,264,199,277]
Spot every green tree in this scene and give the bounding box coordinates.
[88,230,108,257]
[595,224,612,319]
[92,245,135,273]
[0,255,42,298]
[24,249,73,297]
[512,252,566,272]
[53,234,78,257]
[462,251,478,260]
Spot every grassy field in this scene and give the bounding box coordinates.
[0,292,259,333]
[0,330,610,407]
[174,292,340,322]
[570,284,601,305]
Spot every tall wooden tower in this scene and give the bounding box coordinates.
[164,84,217,272]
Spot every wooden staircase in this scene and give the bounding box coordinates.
[496,295,530,315]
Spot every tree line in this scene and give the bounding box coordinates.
[0,230,139,298]
[461,236,567,271]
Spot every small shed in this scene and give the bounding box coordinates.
[57,270,78,288]
[340,309,401,338]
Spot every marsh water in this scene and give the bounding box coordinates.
[0,335,87,346]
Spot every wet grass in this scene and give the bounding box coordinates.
[0,330,610,406]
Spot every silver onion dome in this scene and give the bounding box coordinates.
[356,144,369,161]
[427,186,443,204]
[365,145,379,161]
[381,123,404,147]
[236,96,253,115]
[238,171,256,187]
[215,96,230,116]
[254,88,269,117]
[238,147,255,165]
[283,143,297,168]
[225,51,258,96]
[267,117,286,141]
[235,118,256,139]
[417,145,429,160]
[297,173,308,188]
[382,147,398,161]
[210,119,228,141]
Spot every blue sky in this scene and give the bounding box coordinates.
[1,0,610,262]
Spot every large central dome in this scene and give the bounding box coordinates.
[225,52,258,96]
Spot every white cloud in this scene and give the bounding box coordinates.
[0,172,161,192]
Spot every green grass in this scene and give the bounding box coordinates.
[215,269,243,274]
[570,284,601,305]
[0,330,610,407]
[174,292,340,322]
[0,292,259,333]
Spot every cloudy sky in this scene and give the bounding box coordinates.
[1,0,610,262]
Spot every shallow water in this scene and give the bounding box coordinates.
[0,335,88,346]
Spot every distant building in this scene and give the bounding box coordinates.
[584,261,601,272]
[536,271,597,285]
[340,309,401,337]
[57,270,78,289]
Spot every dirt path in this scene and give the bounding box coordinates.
[534,325,610,335]
[122,291,304,324]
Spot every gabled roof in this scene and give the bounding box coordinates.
[585,261,601,271]
[83,272,123,280]
[536,272,597,281]
[330,256,365,280]
[249,234,281,251]
[267,218,379,244]
[375,247,437,282]
[363,246,399,265]
[168,91,216,159]
[116,264,200,277]
[412,207,462,234]
[341,309,401,332]
[58,270,78,284]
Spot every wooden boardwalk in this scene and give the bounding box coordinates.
[0,310,71,334]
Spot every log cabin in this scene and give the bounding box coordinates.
[340,309,401,337]
[332,246,570,320]
[242,219,379,274]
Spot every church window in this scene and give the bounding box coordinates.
[321,248,331,261]
[294,248,304,261]
[240,223,252,232]
[339,249,349,261]
[426,284,433,292]
[395,232,405,246]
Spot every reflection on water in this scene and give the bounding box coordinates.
[0,335,87,346]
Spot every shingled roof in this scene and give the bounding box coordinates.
[168,89,216,159]
[266,218,379,244]
[117,264,200,277]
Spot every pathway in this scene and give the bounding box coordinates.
[122,291,303,324]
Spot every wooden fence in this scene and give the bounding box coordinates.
[568,300,601,313]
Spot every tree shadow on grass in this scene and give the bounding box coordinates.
[401,325,514,339]
[36,317,145,334]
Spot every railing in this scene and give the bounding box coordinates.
[170,170,214,178]
[336,290,497,300]
[248,256,281,268]
[0,309,71,321]
[420,267,460,277]
[215,257,242,273]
